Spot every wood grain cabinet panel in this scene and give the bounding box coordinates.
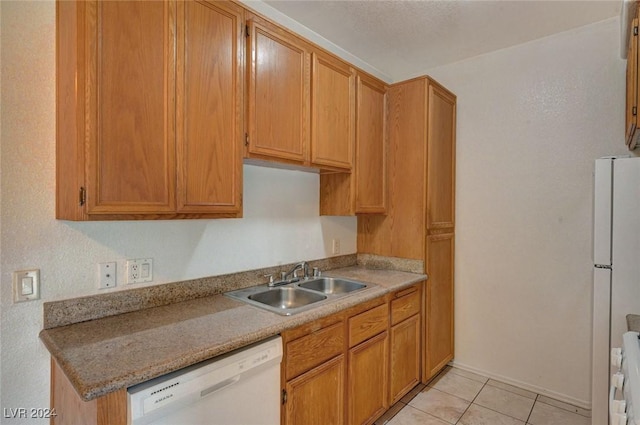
[176,0,243,214]
[424,233,455,380]
[285,321,344,380]
[247,14,310,164]
[355,73,387,213]
[311,52,355,170]
[348,303,388,347]
[86,0,176,215]
[389,314,421,404]
[357,76,456,382]
[56,0,243,220]
[319,71,387,216]
[347,331,389,425]
[284,355,345,425]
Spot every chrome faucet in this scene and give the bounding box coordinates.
[282,261,309,281]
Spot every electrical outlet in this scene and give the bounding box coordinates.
[127,258,153,284]
[98,262,117,289]
[332,238,341,255]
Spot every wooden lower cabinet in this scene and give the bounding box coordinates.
[282,283,424,425]
[389,315,421,404]
[51,359,127,425]
[347,331,389,425]
[424,233,455,380]
[285,355,346,425]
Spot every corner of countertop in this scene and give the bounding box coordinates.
[356,253,425,275]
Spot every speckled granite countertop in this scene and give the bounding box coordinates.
[627,315,640,332]
[40,265,425,401]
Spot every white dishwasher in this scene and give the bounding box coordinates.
[127,336,282,425]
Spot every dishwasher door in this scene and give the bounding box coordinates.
[127,336,282,425]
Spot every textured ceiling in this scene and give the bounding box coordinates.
[263,0,621,81]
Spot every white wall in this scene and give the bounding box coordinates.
[426,17,634,407]
[0,1,356,421]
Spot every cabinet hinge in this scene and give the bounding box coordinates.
[634,25,638,36]
[79,187,86,206]
[282,389,287,405]
[633,106,637,116]
[245,133,249,146]
[245,24,250,38]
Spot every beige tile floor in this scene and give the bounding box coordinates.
[375,367,591,425]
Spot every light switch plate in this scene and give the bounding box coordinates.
[13,269,40,303]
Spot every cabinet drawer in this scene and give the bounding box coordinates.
[285,321,344,380]
[349,304,388,347]
[391,284,421,326]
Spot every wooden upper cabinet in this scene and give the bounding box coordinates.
[311,52,355,170]
[426,83,456,230]
[319,71,387,216]
[246,14,357,172]
[56,0,243,220]
[86,0,176,215]
[176,0,243,214]
[246,14,311,164]
[355,73,387,213]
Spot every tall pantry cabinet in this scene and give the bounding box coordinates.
[358,76,456,381]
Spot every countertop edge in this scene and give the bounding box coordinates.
[42,267,426,401]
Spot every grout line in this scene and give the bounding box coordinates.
[455,379,488,424]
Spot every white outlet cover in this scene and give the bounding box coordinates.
[98,262,117,289]
[127,258,153,284]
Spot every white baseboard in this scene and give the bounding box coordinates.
[449,360,591,411]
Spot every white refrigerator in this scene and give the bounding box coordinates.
[592,157,640,425]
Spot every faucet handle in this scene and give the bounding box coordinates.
[263,274,274,285]
[280,271,287,281]
[292,270,298,279]
[313,267,321,277]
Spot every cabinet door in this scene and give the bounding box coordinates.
[311,52,355,170]
[355,74,387,213]
[176,0,243,214]
[85,1,176,215]
[348,332,389,425]
[424,233,455,381]
[426,82,456,231]
[247,15,310,164]
[390,315,421,404]
[285,355,345,425]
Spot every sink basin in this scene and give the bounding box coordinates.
[249,287,326,310]
[224,276,372,316]
[298,277,367,295]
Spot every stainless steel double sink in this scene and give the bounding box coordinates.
[225,277,369,316]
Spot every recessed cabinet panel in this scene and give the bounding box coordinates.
[348,332,389,425]
[424,233,455,380]
[426,85,456,230]
[176,0,242,213]
[355,75,387,213]
[247,17,310,163]
[390,314,421,404]
[285,356,345,425]
[87,0,176,213]
[311,52,355,169]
